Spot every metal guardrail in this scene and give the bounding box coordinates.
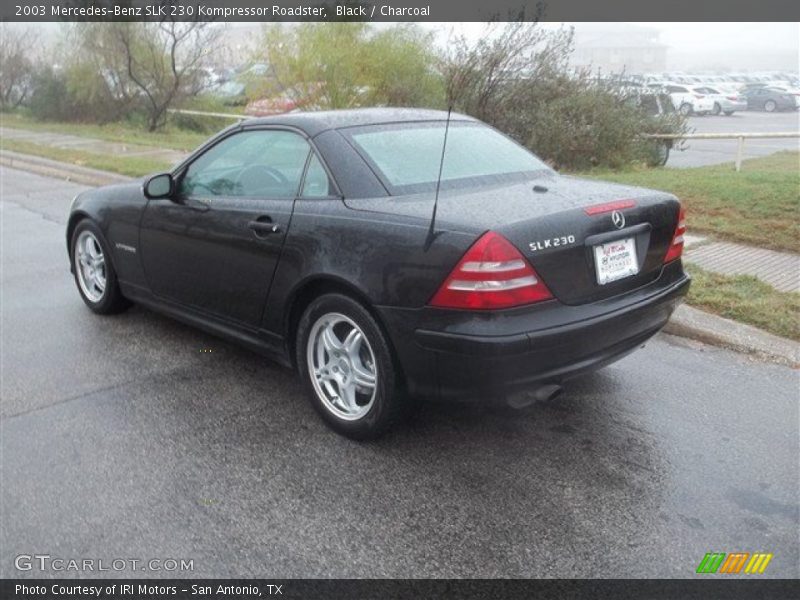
[167,108,246,121]
[167,109,799,172]
[644,131,800,171]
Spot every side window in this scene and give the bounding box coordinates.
[301,153,333,198]
[180,130,310,199]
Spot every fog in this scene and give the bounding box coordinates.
[429,22,800,73]
[9,21,800,74]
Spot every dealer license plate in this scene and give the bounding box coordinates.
[593,237,639,285]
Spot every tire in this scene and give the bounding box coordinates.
[645,141,670,167]
[712,103,721,115]
[764,100,777,112]
[679,103,693,116]
[296,293,404,439]
[70,219,130,314]
[723,110,735,116]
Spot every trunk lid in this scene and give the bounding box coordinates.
[344,173,681,305]
[496,182,680,305]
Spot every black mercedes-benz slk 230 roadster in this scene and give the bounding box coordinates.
[67,108,690,438]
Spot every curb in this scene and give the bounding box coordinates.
[3,150,798,367]
[0,150,133,187]
[664,304,799,367]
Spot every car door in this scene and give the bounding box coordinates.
[745,88,763,109]
[139,128,312,327]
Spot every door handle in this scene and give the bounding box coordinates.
[248,217,281,236]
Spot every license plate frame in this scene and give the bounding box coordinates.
[593,237,639,285]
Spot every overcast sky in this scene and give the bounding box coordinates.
[12,21,800,72]
[427,22,798,49]
[422,22,800,71]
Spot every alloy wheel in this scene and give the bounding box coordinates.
[75,230,107,303]
[306,312,378,421]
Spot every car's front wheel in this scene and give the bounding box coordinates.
[70,220,130,314]
[712,102,722,115]
[764,100,777,112]
[679,103,693,116]
[296,293,404,439]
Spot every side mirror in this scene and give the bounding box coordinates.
[144,173,174,199]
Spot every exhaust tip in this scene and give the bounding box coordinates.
[507,383,563,409]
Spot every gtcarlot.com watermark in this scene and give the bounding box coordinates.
[15,553,194,573]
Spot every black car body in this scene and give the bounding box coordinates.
[67,108,690,437]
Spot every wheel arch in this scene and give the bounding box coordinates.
[66,211,92,265]
[67,213,121,279]
[283,276,404,386]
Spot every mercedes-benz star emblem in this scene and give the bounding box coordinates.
[611,210,625,229]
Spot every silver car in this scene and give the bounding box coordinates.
[691,85,747,115]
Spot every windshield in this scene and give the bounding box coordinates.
[344,121,551,194]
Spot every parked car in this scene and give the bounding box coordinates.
[628,91,676,165]
[691,85,747,115]
[663,83,715,115]
[764,86,800,109]
[741,87,798,112]
[66,109,690,438]
[210,81,248,106]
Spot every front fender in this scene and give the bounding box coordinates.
[67,180,149,287]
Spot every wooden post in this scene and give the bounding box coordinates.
[735,136,744,172]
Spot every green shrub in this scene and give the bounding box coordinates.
[28,68,71,121]
[28,64,138,124]
[525,82,685,170]
[443,24,687,171]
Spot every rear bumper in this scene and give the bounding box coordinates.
[719,100,747,112]
[377,261,690,402]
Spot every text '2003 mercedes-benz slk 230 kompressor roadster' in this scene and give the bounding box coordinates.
[67,108,690,438]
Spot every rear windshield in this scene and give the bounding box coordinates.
[343,121,551,195]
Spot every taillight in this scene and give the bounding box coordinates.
[664,205,686,263]
[726,95,738,101]
[429,231,552,310]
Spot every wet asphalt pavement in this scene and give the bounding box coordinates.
[1,166,798,578]
[668,110,800,167]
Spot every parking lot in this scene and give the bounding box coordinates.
[1,166,798,578]
[669,111,799,167]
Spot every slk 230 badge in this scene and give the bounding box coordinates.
[529,235,576,252]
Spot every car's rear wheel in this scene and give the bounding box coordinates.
[296,293,403,439]
[764,100,777,112]
[70,220,130,314]
[645,140,670,167]
[712,102,722,115]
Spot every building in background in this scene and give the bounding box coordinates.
[572,24,667,75]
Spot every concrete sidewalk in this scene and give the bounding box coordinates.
[684,236,800,294]
[0,126,187,167]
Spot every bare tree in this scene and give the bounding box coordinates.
[78,22,222,131]
[441,22,574,121]
[0,25,35,110]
